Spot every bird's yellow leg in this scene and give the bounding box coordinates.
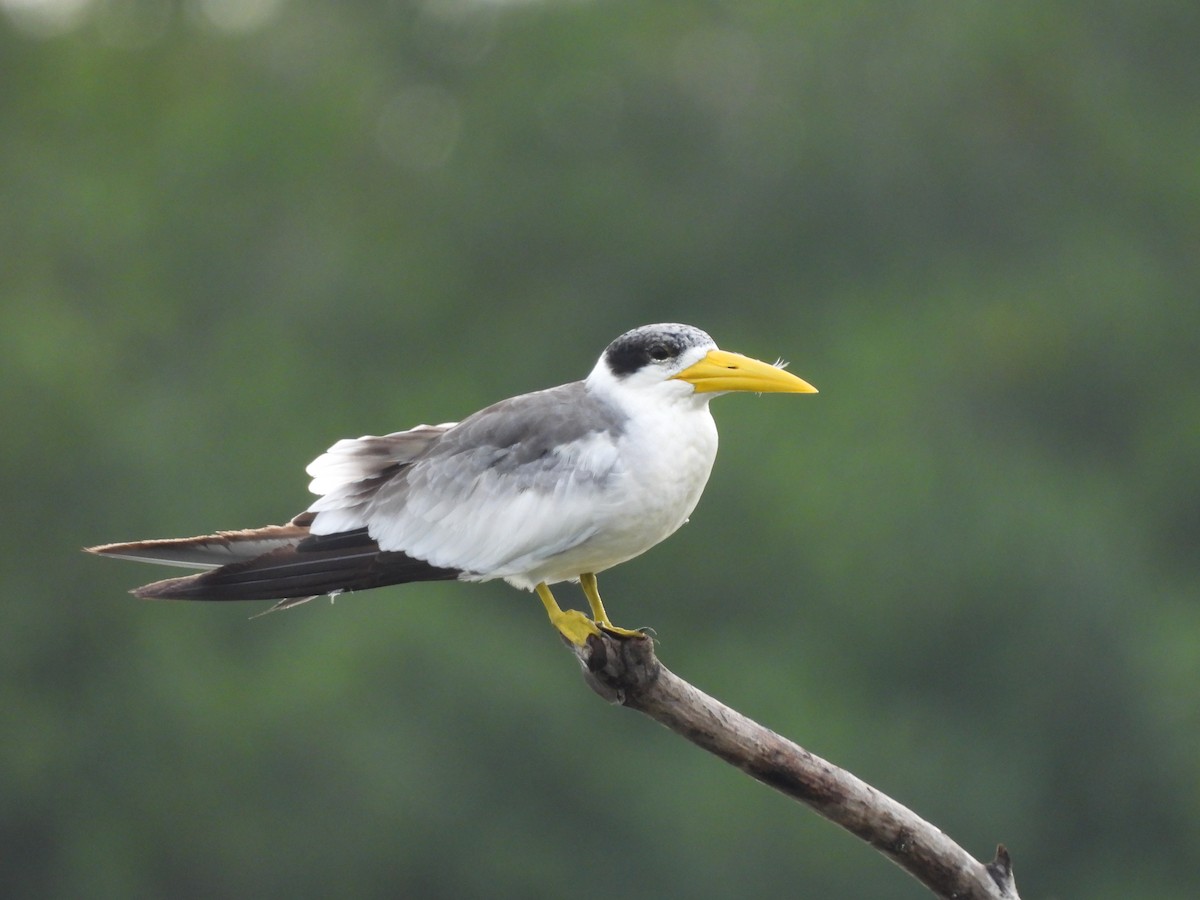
[580,573,646,639]
[537,582,601,646]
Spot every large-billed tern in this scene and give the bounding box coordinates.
[88,324,817,645]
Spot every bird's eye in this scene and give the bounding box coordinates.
[648,344,671,362]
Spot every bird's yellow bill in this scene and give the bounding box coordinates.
[672,349,818,394]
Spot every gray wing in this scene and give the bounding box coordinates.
[307,382,627,578]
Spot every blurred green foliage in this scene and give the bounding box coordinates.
[3,1,1198,897]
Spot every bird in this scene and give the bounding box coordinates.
[87,323,817,645]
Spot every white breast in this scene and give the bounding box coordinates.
[504,382,720,588]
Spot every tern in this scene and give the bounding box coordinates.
[87,324,817,645]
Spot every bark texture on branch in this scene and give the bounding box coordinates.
[571,632,1020,900]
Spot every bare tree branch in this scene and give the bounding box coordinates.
[570,632,1020,900]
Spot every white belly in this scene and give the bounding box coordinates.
[505,403,719,588]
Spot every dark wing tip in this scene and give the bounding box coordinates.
[130,573,201,600]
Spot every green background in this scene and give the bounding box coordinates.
[4,1,1198,897]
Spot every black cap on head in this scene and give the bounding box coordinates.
[603,324,714,378]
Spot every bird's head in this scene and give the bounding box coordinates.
[591,323,817,401]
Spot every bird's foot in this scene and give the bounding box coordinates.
[549,608,603,647]
[537,580,646,646]
[596,620,650,640]
[578,573,647,641]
